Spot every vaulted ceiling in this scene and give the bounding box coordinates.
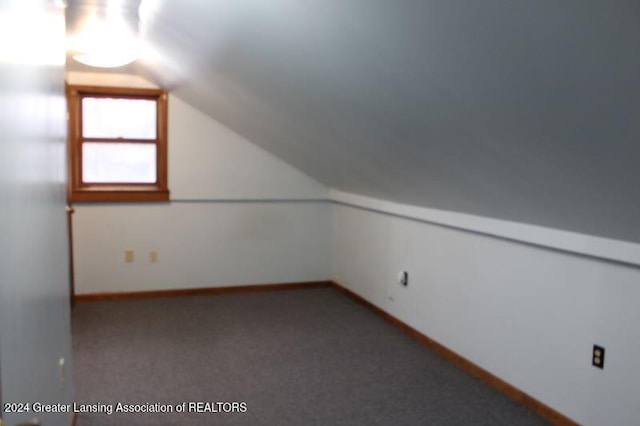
[67,1,640,243]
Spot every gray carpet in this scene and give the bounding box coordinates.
[72,287,549,425]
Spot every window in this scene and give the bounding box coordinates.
[66,85,169,202]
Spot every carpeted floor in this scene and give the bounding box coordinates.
[72,287,549,425]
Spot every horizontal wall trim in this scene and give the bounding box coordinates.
[331,282,578,426]
[170,198,329,204]
[74,281,333,301]
[74,198,330,206]
[331,190,640,269]
[75,190,640,267]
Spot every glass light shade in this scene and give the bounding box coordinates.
[70,18,138,68]
[73,51,137,68]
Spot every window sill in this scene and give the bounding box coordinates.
[71,189,170,202]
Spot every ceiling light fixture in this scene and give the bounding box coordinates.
[70,17,139,68]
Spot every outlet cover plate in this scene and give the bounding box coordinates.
[592,345,605,369]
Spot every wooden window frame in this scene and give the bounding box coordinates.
[66,84,169,202]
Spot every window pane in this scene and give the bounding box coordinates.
[82,143,157,183]
[82,97,157,139]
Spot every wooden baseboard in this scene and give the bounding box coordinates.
[330,282,578,426]
[74,281,333,302]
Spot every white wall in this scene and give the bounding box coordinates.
[332,199,640,426]
[0,2,73,425]
[70,74,330,294]
[169,96,327,200]
[74,202,330,293]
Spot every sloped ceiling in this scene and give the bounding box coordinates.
[67,1,640,243]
